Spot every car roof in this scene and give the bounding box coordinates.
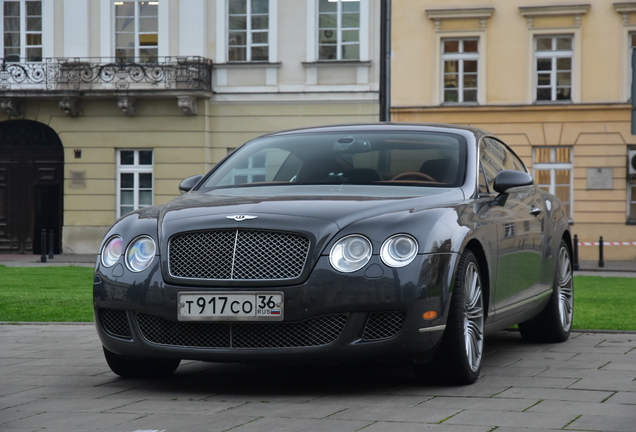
[257,122,492,141]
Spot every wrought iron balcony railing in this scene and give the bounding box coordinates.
[0,56,213,92]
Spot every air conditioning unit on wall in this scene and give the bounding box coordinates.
[630,149,636,176]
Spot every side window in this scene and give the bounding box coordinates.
[478,163,489,194]
[479,139,505,192]
[486,138,527,173]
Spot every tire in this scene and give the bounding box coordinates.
[103,347,180,378]
[414,249,485,385]
[519,239,573,343]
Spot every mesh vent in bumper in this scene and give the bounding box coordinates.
[168,229,310,280]
[361,311,406,341]
[136,313,348,349]
[100,309,132,339]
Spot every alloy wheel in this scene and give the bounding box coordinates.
[463,261,484,372]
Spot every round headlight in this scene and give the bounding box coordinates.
[125,236,156,272]
[329,235,372,273]
[101,236,123,267]
[380,234,418,268]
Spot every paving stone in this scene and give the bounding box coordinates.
[442,409,578,429]
[418,396,537,412]
[603,391,636,405]
[328,404,460,423]
[525,400,636,418]
[494,386,615,403]
[566,414,636,431]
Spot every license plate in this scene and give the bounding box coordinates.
[178,292,284,322]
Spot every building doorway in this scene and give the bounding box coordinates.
[0,120,63,254]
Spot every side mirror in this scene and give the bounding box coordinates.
[178,174,203,193]
[493,170,533,194]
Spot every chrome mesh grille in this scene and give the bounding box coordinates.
[136,313,348,349]
[168,229,310,280]
[361,311,405,341]
[100,309,131,339]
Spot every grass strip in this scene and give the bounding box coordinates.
[0,266,94,322]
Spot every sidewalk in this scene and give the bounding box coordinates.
[1,324,635,432]
[0,253,96,267]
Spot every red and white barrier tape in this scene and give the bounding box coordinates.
[578,242,636,246]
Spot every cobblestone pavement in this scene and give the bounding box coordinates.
[0,324,634,432]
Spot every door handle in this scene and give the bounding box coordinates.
[530,207,542,216]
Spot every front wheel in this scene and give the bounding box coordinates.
[519,239,573,343]
[103,347,180,378]
[414,249,484,385]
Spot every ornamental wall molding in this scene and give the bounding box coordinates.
[519,4,590,28]
[117,96,137,116]
[614,2,636,25]
[426,8,495,31]
[0,98,23,117]
[177,95,197,116]
[59,97,80,117]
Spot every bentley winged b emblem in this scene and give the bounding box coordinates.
[226,215,258,222]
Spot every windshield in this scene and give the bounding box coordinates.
[198,131,467,191]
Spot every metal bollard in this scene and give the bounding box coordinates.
[598,236,605,268]
[48,229,54,259]
[40,229,47,263]
[573,234,579,271]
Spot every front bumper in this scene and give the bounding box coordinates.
[94,253,458,363]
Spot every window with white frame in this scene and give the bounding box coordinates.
[115,1,158,62]
[318,0,360,60]
[228,0,269,62]
[442,38,478,103]
[533,147,573,219]
[117,150,153,217]
[2,0,41,62]
[535,35,573,102]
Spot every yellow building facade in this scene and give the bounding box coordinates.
[391,0,636,261]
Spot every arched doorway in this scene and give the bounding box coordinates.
[0,120,64,254]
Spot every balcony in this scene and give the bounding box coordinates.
[0,57,213,116]
[0,56,213,93]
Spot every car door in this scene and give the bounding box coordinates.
[480,138,547,322]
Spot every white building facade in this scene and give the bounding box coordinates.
[0,0,380,254]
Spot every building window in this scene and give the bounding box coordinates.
[115,1,158,62]
[117,150,153,217]
[318,0,360,60]
[534,35,572,102]
[2,0,41,62]
[228,0,269,61]
[442,38,478,103]
[533,147,573,218]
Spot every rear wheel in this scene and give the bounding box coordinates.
[103,347,180,378]
[519,239,573,343]
[414,249,484,385]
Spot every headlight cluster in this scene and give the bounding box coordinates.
[101,235,157,272]
[329,233,419,273]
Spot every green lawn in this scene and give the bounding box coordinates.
[572,275,636,331]
[0,266,94,322]
[0,266,634,331]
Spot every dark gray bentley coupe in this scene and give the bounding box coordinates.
[94,123,573,385]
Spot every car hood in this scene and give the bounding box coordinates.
[159,185,465,230]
